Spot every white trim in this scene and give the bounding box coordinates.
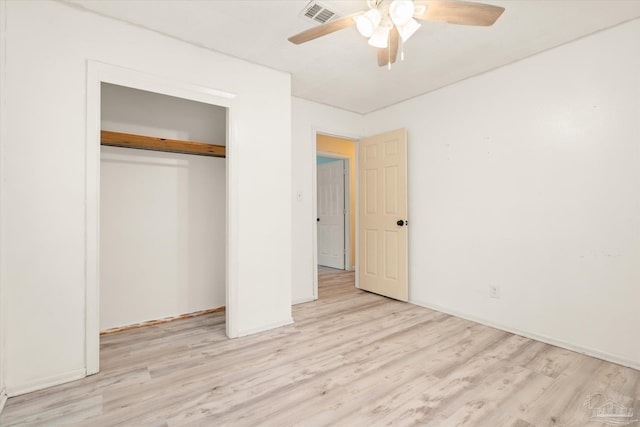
[225,105,239,338]
[410,298,640,372]
[234,318,294,337]
[354,138,360,290]
[85,61,238,370]
[0,0,7,405]
[342,159,351,272]
[311,131,319,300]
[85,61,101,375]
[6,369,86,397]
[293,297,317,305]
[0,389,7,415]
[316,129,361,141]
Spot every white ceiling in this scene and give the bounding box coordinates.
[65,0,640,114]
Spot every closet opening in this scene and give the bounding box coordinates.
[99,82,227,337]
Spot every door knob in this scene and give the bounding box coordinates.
[317,218,320,222]
[397,220,405,226]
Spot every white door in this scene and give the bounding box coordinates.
[317,159,346,269]
[359,129,408,301]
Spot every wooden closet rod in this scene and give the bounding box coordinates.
[101,130,226,158]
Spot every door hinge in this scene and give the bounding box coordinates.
[343,209,347,215]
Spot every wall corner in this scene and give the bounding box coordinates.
[0,0,8,410]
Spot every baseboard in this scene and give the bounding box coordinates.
[233,317,294,338]
[292,296,316,305]
[100,306,226,335]
[0,388,7,414]
[410,298,640,372]
[6,368,86,397]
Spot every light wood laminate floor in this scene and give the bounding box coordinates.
[2,267,639,426]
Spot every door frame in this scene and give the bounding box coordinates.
[312,130,360,300]
[85,61,237,375]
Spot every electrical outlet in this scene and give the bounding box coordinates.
[489,286,500,299]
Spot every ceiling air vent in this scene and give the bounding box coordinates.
[300,1,337,25]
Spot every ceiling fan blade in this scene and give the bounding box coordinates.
[377,26,399,67]
[288,14,360,45]
[414,1,505,26]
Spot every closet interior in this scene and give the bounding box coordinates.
[100,82,227,333]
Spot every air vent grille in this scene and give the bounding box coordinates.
[300,1,337,24]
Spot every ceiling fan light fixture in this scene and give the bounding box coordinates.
[397,18,421,42]
[288,0,506,69]
[368,24,390,48]
[389,0,415,26]
[355,9,382,38]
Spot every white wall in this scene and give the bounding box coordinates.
[0,0,8,409]
[1,0,291,395]
[291,98,364,304]
[364,19,640,368]
[101,83,227,145]
[100,147,226,330]
[100,85,226,330]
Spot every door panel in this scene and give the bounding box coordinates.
[359,129,408,301]
[317,160,346,269]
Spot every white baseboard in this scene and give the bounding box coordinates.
[0,388,7,414]
[6,368,86,397]
[233,317,294,338]
[410,298,640,372]
[292,296,316,305]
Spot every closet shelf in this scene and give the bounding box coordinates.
[101,130,226,158]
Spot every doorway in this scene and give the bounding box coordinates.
[314,133,357,299]
[312,128,409,304]
[85,62,236,375]
[99,83,227,333]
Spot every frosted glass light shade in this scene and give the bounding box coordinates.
[397,18,421,42]
[389,0,415,26]
[355,9,382,38]
[368,25,390,48]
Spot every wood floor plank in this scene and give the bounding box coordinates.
[1,268,638,426]
[107,313,464,425]
[352,335,548,426]
[514,355,605,426]
[208,321,475,426]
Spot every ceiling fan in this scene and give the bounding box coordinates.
[288,0,505,68]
